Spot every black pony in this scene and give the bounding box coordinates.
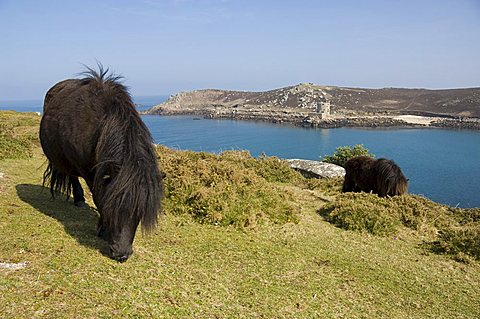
[342,156,408,197]
[40,66,163,261]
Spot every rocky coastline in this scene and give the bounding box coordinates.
[145,107,480,130]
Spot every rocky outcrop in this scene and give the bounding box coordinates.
[430,118,480,130]
[285,159,345,179]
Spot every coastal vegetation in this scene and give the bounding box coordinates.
[321,144,375,167]
[156,146,302,228]
[1,111,479,318]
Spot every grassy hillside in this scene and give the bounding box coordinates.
[1,111,479,318]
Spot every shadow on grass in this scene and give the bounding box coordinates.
[16,184,109,257]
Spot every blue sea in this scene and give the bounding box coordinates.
[2,97,479,208]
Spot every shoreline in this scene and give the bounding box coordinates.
[143,109,480,130]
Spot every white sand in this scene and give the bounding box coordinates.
[393,115,437,125]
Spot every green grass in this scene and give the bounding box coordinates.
[1,111,480,318]
[0,111,41,160]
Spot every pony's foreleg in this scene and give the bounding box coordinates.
[70,176,85,207]
[91,198,108,240]
[96,216,110,241]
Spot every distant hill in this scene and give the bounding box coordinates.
[145,83,480,118]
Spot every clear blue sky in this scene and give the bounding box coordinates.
[1,0,479,100]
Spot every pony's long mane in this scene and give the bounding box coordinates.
[84,67,162,232]
[374,158,408,196]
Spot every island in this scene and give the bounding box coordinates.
[144,83,480,129]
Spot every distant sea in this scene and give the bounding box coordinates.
[0,95,169,113]
[2,96,479,208]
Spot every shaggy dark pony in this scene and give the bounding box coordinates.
[342,156,408,197]
[40,65,163,262]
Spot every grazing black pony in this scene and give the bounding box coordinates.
[40,66,163,262]
[342,156,408,197]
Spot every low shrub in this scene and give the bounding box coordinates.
[433,224,480,261]
[322,144,375,167]
[301,177,344,194]
[319,193,400,236]
[0,129,33,160]
[156,146,300,228]
[219,150,303,184]
[429,208,480,261]
[320,191,480,260]
[391,194,452,236]
[319,193,453,236]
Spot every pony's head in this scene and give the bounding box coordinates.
[96,205,139,262]
[94,157,163,262]
[106,216,138,262]
[375,158,408,197]
[390,174,408,196]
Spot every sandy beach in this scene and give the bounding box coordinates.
[393,115,438,125]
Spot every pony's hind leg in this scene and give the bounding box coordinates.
[70,176,85,207]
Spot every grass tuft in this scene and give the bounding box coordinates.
[318,192,400,236]
[432,224,480,262]
[429,207,480,261]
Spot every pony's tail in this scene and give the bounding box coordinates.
[43,162,71,199]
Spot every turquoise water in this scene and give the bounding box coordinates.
[2,98,479,208]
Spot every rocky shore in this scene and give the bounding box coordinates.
[429,118,480,130]
[146,106,480,130]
